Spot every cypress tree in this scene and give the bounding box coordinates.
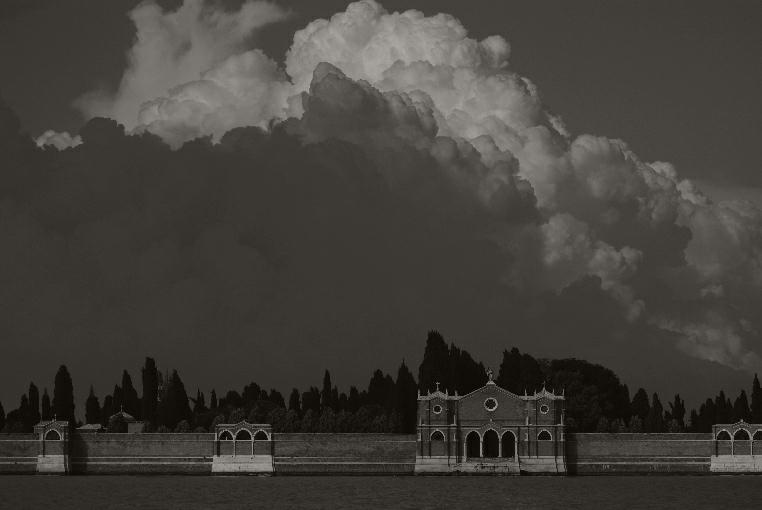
[41,389,51,420]
[418,330,449,392]
[689,409,699,432]
[28,382,40,426]
[321,370,333,411]
[347,386,361,413]
[752,374,762,422]
[631,388,650,421]
[734,390,751,422]
[158,370,192,430]
[19,394,31,431]
[112,384,123,413]
[193,389,206,414]
[0,401,4,431]
[367,369,390,407]
[242,382,262,406]
[52,365,75,424]
[301,387,320,413]
[518,353,543,394]
[141,357,159,426]
[497,348,522,393]
[647,393,665,432]
[669,394,686,431]
[715,391,732,423]
[85,386,101,424]
[121,370,140,418]
[210,389,218,410]
[395,360,418,433]
[269,389,285,409]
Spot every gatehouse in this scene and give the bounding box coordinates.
[414,372,566,474]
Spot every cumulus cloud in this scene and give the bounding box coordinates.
[17,0,762,381]
[76,0,289,129]
[35,130,82,150]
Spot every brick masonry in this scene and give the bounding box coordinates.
[2,431,760,475]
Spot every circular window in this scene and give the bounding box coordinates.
[484,398,498,411]
[433,404,443,414]
[540,404,550,414]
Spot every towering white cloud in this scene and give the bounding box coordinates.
[66,0,762,372]
[76,0,289,130]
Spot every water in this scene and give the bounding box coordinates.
[1,475,760,509]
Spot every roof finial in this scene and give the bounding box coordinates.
[486,367,494,383]
[435,381,440,393]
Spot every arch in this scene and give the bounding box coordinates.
[254,430,269,440]
[716,430,731,440]
[483,429,499,458]
[753,430,762,440]
[235,429,252,440]
[218,430,233,440]
[430,430,445,441]
[44,429,61,441]
[734,429,751,441]
[466,431,480,459]
[501,430,516,458]
[537,430,552,441]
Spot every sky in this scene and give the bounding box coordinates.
[0,0,760,411]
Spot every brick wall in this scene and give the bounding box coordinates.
[70,433,215,474]
[566,433,714,474]
[0,434,38,474]
[273,433,416,474]
[1,431,750,475]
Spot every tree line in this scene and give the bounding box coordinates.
[2,330,762,434]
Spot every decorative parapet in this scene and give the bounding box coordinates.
[33,420,70,474]
[212,421,274,474]
[711,420,762,473]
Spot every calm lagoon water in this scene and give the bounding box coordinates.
[1,475,761,509]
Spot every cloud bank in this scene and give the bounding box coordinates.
[11,1,762,390]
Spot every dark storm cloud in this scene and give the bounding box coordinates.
[0,57,757,407]
[1,0,761,408]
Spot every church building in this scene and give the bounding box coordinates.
[414,371,567,474]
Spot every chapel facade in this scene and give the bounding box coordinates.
[414,372,566,474]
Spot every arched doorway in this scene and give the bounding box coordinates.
[235,429,252,456]
[254,430,269,441]
[483,429,499,458]
[466,431,480,459]
[734,429,750,441]
[44,429,61,441]
[235,429,252,441]
[716,430,731,440]
[501,431,516,459]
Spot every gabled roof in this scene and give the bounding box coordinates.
[419,380,565,402]
[109,410,137,422]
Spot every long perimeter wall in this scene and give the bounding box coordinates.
[0,432,752,475]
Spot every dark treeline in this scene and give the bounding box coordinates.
[2,331,761,434]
